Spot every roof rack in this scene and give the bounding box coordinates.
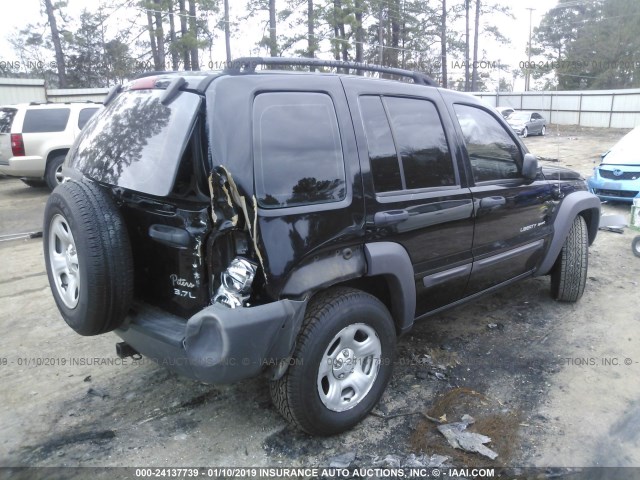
[225,57,438,87]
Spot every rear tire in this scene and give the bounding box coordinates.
[551,215,588,302]
[270,287,396,435]
[45,154,66,190]
[44,180,134,335]
[632,236,640,258]
[541,125,546,136]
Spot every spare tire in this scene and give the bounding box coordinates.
[44,180,134,335]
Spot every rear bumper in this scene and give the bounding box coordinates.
[115,299,307,384]
[0,156,45,178]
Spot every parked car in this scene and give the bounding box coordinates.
[495,106,515,118]
[0,101,102,189]
[507,111,547,137]
[43,57,600,436]
[588,126,640,202]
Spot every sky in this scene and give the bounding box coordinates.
[0,0,561,90]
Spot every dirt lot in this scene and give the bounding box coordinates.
[0,125,639,474]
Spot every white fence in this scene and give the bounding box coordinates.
[0,79,107,105]
[0,78,47,104]
[474,89,640,129]
[47,88,109,103]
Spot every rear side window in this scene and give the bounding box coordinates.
[360,95,455,193]
[253,92,346,209]
[385,97,455,189]
[0,108,17,133]
[78,108,100,129]
[359,96,402,192]
[22,108,70,133]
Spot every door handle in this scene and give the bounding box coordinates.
[373,209,410,227]
[480,196,506,208]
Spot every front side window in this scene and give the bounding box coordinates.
[22,108,70,133]
[253,92,346,209]
[454,104,523,183]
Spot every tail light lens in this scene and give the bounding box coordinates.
[10,133,25,157]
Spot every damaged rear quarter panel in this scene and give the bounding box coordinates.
[206,74,366,299]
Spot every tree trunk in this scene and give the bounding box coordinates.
[147,8,160,71]
[43,0,67,87]
[269,0,277,57]
[179,0,191,70]
[188,0,198,70]
[333,1,340,61]
[390,0,400,68]
[378,1,384,65]
[153,0,165,71]
[441,0,447,88]
[471,0,480,91]
[339,25,348,63]
[354,0,364,66]
[307,0,315,58]
[465,0,470,91]
[224,0,231,64]
[168,0,179,70]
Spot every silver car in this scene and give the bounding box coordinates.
[507,111,546,137]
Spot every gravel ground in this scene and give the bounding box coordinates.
[0,125,639,474]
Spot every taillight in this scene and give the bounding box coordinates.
[10,133,25,157]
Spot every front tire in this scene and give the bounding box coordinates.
[551,215,588,302]
[270,287,396,435]
[522,127,529,138]
[541,125,546,136]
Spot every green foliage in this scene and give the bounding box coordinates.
[534,0,640,89]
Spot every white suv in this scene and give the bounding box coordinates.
[0,102,102,189]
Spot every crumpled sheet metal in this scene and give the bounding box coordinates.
[437,415,499,460]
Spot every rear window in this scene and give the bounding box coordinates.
[68,90,201,197]
[23,108,70,133]
[253,92,346,209]
[78,107,100,129]
[0,108,17,133]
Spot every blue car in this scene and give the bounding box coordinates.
[588,126,640,203]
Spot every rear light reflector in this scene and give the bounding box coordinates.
[10,133,25,157]
[130,76,158,90]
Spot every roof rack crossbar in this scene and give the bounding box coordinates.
[225,57,438,87]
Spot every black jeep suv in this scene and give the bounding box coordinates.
[44,58,600,436]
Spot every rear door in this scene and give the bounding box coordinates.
[343,78,475,315]
[21,107,71,157]
[450,103,554,296]
[67,89,207,318]
[0,107,17,163]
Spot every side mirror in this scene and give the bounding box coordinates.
[522,153,539,181]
